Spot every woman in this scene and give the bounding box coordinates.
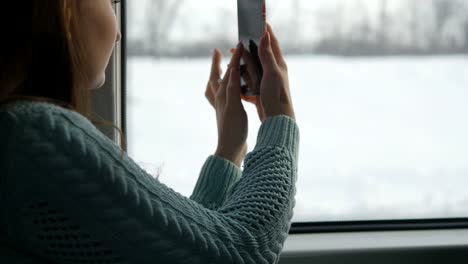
[0,1,299,263]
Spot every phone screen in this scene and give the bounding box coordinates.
[238,0,266,96]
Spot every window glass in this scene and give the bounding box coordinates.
[127,0,468,222]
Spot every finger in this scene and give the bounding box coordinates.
[216,65,232,105]
[220,61,231,87]
[219,43,243,103]
[230,43,244,67]
[209,49,222,81]
[266,23,287,67]
[208,49,222,93]
[205,79,216,107]
[226,44,244,105]
[259,31,279,73]
[205,83,215,107]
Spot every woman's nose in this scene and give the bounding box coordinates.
[116,30,122,43]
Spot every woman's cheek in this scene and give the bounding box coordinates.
[81,1,118,88]
[100,7,119,76]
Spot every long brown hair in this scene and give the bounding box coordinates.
[0,1,90,115]
[0,1,126,151]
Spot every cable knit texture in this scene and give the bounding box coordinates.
[0,101,300,264]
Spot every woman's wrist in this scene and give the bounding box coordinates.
[214,149,242,167]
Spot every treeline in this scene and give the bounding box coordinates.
[310,0,468,56]
[128,0,468,57]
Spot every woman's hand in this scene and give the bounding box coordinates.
[240,49,267,122]
[205,45,248,167]
[238,24,295,121]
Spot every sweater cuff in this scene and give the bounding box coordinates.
[254,115,300,158]
[190,155,242,209]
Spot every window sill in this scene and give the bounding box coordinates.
[280,229,468,263]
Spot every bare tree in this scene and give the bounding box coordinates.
[432,0,457,48]
[455,0,468,50]
[145,0,186,57]
[291,0,301,41]
[465,20,468,49]
[408,0,422,49]
[351,1,372,42]
[314,3,346,54]
[378,0,389,47]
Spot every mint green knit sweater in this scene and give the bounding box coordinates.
[0,101,300,264]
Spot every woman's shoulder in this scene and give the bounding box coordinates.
[0,100,114,155]
[0,100,95,133]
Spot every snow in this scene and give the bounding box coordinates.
[126,55,468,222]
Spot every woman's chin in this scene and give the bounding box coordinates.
[91,74,106,90]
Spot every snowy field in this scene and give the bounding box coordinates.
[127,55,468,222]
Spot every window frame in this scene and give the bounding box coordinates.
[119,0,128,152]
[93,0,127,149]
[280,228,468,263]
[289,218,468,234]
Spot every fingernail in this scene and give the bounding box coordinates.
[237,42,245,51]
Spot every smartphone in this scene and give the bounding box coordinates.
[238,0,266,96]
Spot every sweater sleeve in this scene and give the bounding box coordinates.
[2,104,299,264]
[190,155,242,210]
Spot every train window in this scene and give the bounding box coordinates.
[124,0,468,224]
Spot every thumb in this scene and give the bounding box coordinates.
[259,31,278,73]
